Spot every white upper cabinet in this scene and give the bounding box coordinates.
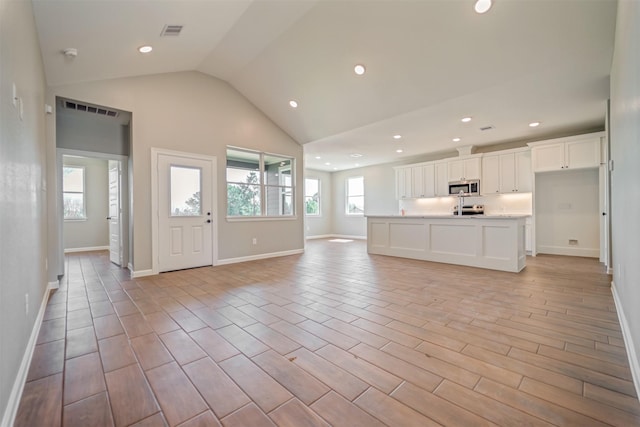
[435,161,449,197]
[395,166,412,199]
[530,135,601,172]
[481,155,501,194]
[421,163,436,198]
[482,149,532,194]
[448,157,481,182]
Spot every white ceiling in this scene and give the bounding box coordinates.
[32,0,617,171]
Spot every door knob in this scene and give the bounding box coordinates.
[206,219,211,223]
[106,216,112,220]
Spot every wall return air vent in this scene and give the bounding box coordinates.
[64,101,119,118]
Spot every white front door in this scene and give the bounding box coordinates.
[157,153,214,272]
[108,160,122,266]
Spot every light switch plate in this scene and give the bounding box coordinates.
[12,83,17,107]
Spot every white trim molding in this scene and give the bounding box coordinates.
[64,245,110,253]
[1,282,57,427]
[131,269,155,279]
[217,249,304,266]
[612,280,640,401]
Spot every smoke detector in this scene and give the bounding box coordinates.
[63,48,78,58]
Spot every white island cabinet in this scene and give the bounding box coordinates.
[367,215,527,272]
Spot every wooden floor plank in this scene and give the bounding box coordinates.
[15,243,640,427]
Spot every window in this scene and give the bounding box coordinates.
[63,166,86,220]
[346,176,364,215]
[170,166,201,216]
[226,147,295,217]
[304,178,320,216]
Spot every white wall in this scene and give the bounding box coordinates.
[331,163,398,238]
[534,169,600,257]
[62,157,109,251]
[304,169,332,237]
[0,0,48,424]
[57,112,129,156]
[47,71,304,273]
[610,0,640,395]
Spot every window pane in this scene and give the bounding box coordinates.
[265,186,292,216]
[170,166,201,216]
[305,178,320,216]
[64,193,85,219]
[347,196,364,214]
[227,149,260,184]
[348,176,364,196]
[346,177,364,215]
[63,167,84,192]
[227,183,261,216]
[264,155,292,187]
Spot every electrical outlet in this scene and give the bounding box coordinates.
[25,293,29,315]
[252,237,257,245]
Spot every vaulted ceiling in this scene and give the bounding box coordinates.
[32,0,617,171]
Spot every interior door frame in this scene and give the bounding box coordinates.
[56,148,130,275]
[151,148,218,275]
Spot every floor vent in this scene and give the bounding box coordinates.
[161,25,183,36]
[64,101,119,118]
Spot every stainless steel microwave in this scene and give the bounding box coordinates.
[448,179,480,197]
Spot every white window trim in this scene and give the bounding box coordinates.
[345,176,364,216]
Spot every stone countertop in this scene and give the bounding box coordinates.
[365,214,531,219]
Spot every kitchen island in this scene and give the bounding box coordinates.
[367,215,528,272]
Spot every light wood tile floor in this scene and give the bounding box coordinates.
[15,239,640,426]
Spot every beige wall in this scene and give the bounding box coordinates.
[47,71,304,273]
[610,0,640,392]
[304,169,333,237]
[0,0,48,423]
[62,157,109,250]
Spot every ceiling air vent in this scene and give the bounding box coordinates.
[161,25,183,36]
[480,125,495,131]
[64,101,119,118]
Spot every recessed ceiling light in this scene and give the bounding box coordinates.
[138,45,153,54]
[396,149,403,153]
[452,137,461,142]
[474,0,492,14]
[325,162,331,166]
[333,167,338,170]
[461,117,472,123]
[350,153,363,158]
[354,64,366,75]
[393,134,402,140]
[355,163,360,167]
[529,121,541,127]
[315,156,321,159]
[289,100,298,108]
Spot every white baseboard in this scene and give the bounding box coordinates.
[131,269,154,278]
[329,234,367,240]
[536,245,599,258]
[611,280,640,401]
[1,282,56,427]
[48,280,60,290]
[64,245,109,253]
[217,249,304,266]
[305,234,333,240]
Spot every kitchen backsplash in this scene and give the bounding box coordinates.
[399,192,532,216]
